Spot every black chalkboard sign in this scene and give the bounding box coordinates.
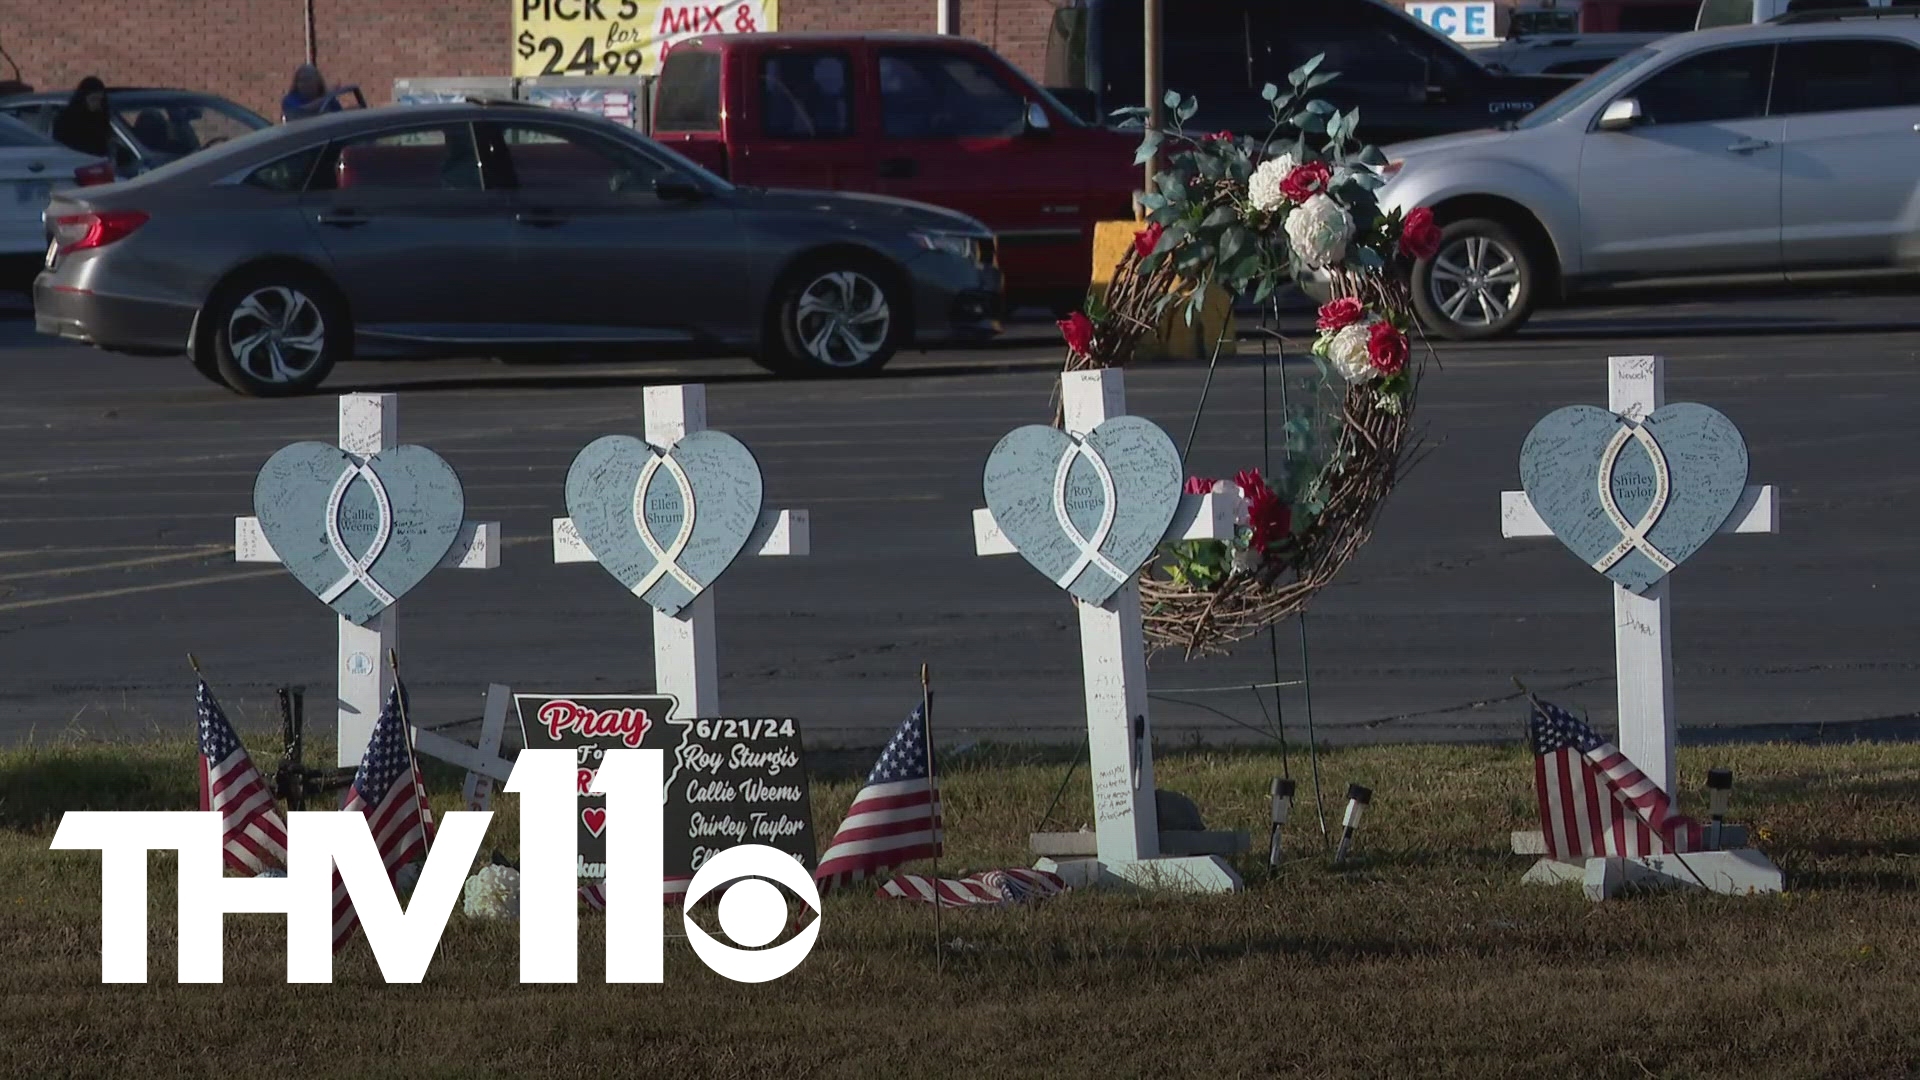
[514,694,815,888]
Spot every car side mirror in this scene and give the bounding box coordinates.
[1598,97,1643,131]
[1024,100,1052,135]
[654,175,705,202]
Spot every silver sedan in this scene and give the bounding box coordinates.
[34,101,1003,394]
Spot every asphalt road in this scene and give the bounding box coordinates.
[0,290,1916,754]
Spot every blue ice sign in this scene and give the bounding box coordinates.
[1405,2,1501,41]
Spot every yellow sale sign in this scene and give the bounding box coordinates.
[513,0,778,77]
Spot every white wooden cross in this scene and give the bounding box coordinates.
[974,367,1244,892]
[550,384,809,717]
[235,393,502,768]
[1502,355,1779,797]
[410,682,514,811]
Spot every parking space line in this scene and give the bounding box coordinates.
[0,545,231,583]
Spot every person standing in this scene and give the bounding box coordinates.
[281,64,343,122]
[51,76,111,157]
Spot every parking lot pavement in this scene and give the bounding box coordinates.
[0,291,1916,752]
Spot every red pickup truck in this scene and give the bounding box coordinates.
[650,32,1139,313]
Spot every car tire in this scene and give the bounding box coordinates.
[1410,217,1537,342]
[755,257,902,377]
[200,268,347,397]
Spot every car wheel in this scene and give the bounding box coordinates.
[757,261,900,377]
[202,271,346,397]
[1410,218,1536,341]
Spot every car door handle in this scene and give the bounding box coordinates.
[515,212,566,228]
[26,161,44,173]
[878,157,917,179]
[1727,138,1773,154]
[315,211,370,228]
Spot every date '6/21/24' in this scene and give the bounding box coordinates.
[515,2,763,75]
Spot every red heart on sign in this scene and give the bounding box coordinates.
[582,807,607,837]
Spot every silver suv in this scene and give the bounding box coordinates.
[1377,11,1920,339]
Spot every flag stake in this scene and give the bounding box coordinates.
[922,662,942,975]
[187,652,203,678]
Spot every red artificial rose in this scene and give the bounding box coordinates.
[1398,206,1443,261]
[1316,297,1365,333]
[1183,475,1217,495]
[1233,468,1292,550]
[1279,161,1333,204]
[1209,130,1235,143]
[1058,311,1095,355]
[1133,221,1166,260]
[1367,320,1409,376]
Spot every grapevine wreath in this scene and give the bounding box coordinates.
[1058,57,1440,659]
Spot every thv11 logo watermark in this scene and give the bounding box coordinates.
[50,749,821,985]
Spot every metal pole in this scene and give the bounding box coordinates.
[304,0,317,65]
[1143,0,1164,206]
[936,0,955,34]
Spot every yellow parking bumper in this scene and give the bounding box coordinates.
[1088,220,1236,362]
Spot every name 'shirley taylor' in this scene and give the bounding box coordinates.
[687,812,809,843]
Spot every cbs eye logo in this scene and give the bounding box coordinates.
[682,845,822,983]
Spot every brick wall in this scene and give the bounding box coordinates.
[2,0,1058,122]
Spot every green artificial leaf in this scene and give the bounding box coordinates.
[1200,205,1237,229]
[1149,205,1181,226]
[1139,192,1168,210]
[1304,99,1336,116]
[1164,89,1183,110]
[1177,96,1199,123]
[1306,71,1339,90]
[1133,132,1165,166]
[1155,171,1185,198]
[1358,144,1388,167]
[1288,53,1325,87]
[1261,82,1280,101]
[1295,113,1326,135]
[1197,153,1225,179]
[1252,275,1277,304]
[1219,226,1251,268]
[1111,105,1150,121]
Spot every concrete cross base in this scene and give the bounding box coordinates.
[1031,830,1251,859]
[1523,849,1784,899]
[1035,854,1243,894]
[1581,849,1784,900]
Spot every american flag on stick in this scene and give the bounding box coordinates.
[333,683,436,952]
[1529,696,1702,862]
[879,867,1066,908]
[814,701,942,891]
[195,679,288,876]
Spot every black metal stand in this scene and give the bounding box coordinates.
[272,685,354,810]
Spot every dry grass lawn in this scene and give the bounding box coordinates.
[2,737,1918,1078]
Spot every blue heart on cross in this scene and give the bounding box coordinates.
[564,432,764,616]
[982,415,1183,606]
[1519,403,1749,594]
[252,442,467,626]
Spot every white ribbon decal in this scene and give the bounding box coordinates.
[1591,420,1677,575]
[631,450,705,598]
[1051,437,1128,590]
[318,457,399,606]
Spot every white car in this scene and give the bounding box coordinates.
[1377,10,1920,339]
[0,112,113,280]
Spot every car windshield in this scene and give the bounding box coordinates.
[0,112,55,147]
[117,96,272,155]
[638,132,736,191]
[1513,46,1660,128]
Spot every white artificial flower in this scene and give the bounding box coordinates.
[1246,152,1298,214]
[1325,320,1378,384]
[462,864,521,921]
[395,861,422,896]
[1285,193,1354,269]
